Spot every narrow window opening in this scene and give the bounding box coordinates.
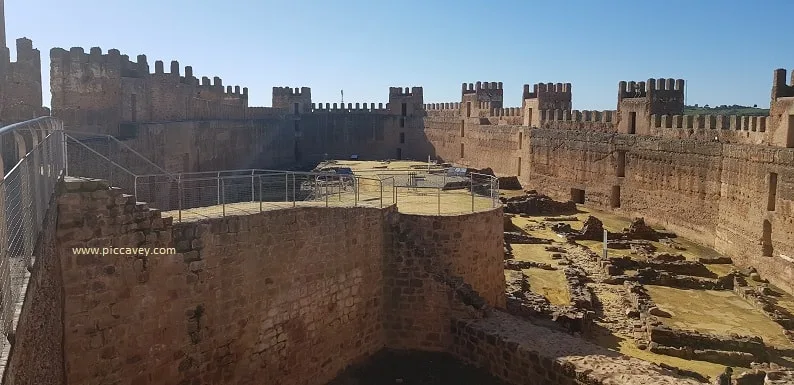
[460,143,465,158]
[396,148,402,160]
[460,121,465,137]
[399,132,405,144]
[610,186,621,208]
[518,132,523,150]
[768,172,778,211]
[628,112,637,134]
[293,103,299,115]
[466,102,471,117]
[399,117,405,128]
[762,220,773,257]
[401,103,407,117]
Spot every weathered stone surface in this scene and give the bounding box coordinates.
[500,192,577,216]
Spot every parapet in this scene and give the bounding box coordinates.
[772,68,794,99]
[461,82,503,94]
[311,102,387,113]
[389,86,423,97]
[649,113,767,133]
[539,109,615,124]
[522,82,572,99]
[50,46,247,97]
[618,78,684,100]
[273,86,311,97]
[424,103,461,111]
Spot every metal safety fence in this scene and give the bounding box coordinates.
[0,117,65,355]
[62,132,501,221]
[129,168,500,221]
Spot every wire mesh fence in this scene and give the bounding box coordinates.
[0,117,65,355]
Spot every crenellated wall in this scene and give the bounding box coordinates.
[50,47,249,136]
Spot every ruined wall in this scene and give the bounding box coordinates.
[385,209,505,351]
[56,178,389,385]
[1,192,64,385]
[451,312,702,385]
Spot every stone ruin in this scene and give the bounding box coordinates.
[500,190,577,216]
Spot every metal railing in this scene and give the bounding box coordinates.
[62,132,501,220]
[129,168,500,221]
[0,117,65,354]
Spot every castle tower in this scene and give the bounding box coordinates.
[388,86,424,116]
[272,87,311,114]
[616,78,684,135]
[522,82,572,127]
[460,81,503,118]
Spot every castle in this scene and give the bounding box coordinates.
[2,1,794,383]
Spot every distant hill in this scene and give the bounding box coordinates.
[684,104,768,116]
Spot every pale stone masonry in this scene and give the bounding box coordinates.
[0,177,705,385]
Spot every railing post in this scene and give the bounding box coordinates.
[379,180,383,209]
[325,179,329,207]
[251,170,255,202]
[222,177,226,217]
[63,131,69,177]
[292,174,296,208]
[134,175,138,200]
[471,174,475,212]
[216,171,221,205]
[285,173,289,203]
[178,178,183,223]
[354,178,358,207]
[338,176,342,202]
[259,176,263,213]
[437,186,441,215]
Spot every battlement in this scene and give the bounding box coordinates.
[424,103,461,110]
[491,107,523,117]
[273,86,311,97]
[51,46,247,97]
[539,109,615,123]
[772,68,794,99]
[618,78,685,99]
[522,82,572,99]
[311,102,388,113]
[649,113,767,132]
[389,86,423,97]
[461,81,503,94]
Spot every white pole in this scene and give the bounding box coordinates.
[603,229,608,259]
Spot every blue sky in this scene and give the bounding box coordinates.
[6,0,794,110]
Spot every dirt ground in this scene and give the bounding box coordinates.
[505,203,794,380]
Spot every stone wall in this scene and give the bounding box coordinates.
[422,117,794,295]
[56,178,389,385]
[385,209,506,351]
[423,116,527,177]
[0,38,47,124]
[117,119,297,173]
[451,312,702,385]
[1,192,64,385]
